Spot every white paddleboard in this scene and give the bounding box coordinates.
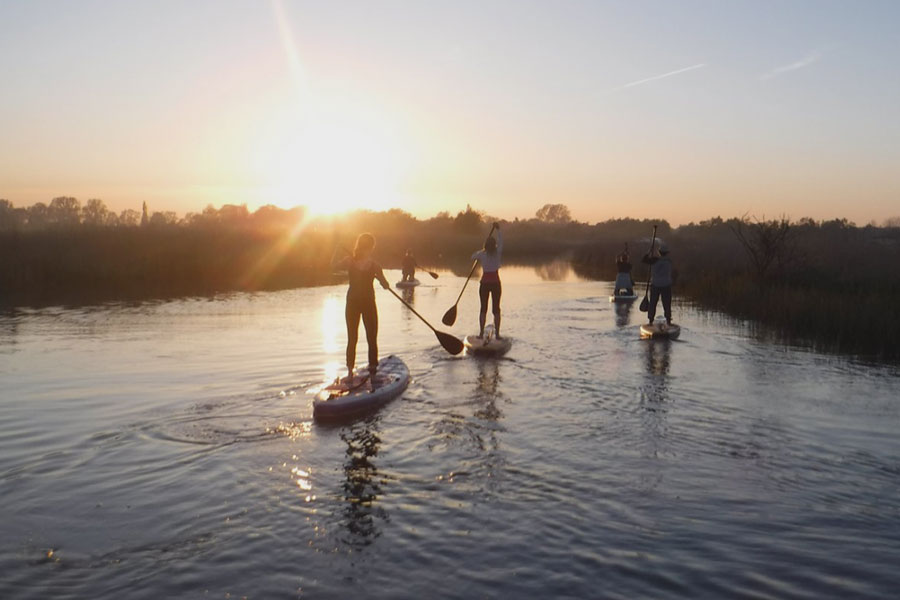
[609,293,638,302]
[463,325,511,357]
[640,321,681,340]
[395,279,420,289]
[313,355,409,420]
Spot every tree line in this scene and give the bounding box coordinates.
[2,197,899,359]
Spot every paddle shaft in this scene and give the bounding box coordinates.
[387,288,440,333]
[452,223,497,306]
[640,225,658,308]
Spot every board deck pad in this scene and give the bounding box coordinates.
[640,321,681,340]
[313,355,409,420]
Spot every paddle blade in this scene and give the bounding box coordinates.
[436,330,464,355]
[428,271,439,279]
[441,305,457,326]
[639,295,649,312]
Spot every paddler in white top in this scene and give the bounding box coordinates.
[641,241,675,325]
[471,222,503,339]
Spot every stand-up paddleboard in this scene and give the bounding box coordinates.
[609,293,638,302]
[640,321,681,340]
[463,325,511,357]
[395,279,420,289]
[313,355,409,421]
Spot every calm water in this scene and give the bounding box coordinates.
[2,264,899,599]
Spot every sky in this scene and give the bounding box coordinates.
[1,0,899,225]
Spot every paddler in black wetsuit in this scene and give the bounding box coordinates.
[334,233,390,381]
[401,249,417,282]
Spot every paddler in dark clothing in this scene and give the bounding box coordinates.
[642,242,675,325]
[334,233,390,381]
[614,244,635,296]
[401,249,417,282]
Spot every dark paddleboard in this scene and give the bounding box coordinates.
[313,355,409,420]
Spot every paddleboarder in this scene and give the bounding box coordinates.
[334,233,391,382]
[471,222,504,339]
[642,242,675,325]
[614,244,635,296]
[401,249,417,282]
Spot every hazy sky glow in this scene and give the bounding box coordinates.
[1,0,899,225]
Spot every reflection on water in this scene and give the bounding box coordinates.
[0,309,18,350]
[338,418,388,549]
[639,339,672,467]
[644,338,673,377]
[613,299,634,327]
[532,259,573,282]
[472,359,505,423]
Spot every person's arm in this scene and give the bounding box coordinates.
[642,253,656,265]
[374,263,390,289]
[471,250,482,262]
[495,224,503,258]
[332,247,351,270]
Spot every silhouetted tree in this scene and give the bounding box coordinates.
[119,209,141,227]
[141,201,149,227]
[535,203,572,224]
[83,198,111,226]
[0,199,15,230]
[453,204,483,233]
[730,215,795,285]
[149,211,178,227]
[48,197,81,228]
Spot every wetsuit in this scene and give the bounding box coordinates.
[401,255,416,282]
[345,259,380,373]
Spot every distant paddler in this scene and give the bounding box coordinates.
[614,244,635,296]
[471,222,504,339]
[401,249,417,282]
[399,249,438,283]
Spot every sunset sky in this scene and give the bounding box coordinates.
[1,0,898,225]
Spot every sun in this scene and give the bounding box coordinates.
[253,100,412,217]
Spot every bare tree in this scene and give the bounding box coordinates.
[729,214,796,284]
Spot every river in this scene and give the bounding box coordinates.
[1,264,899,599]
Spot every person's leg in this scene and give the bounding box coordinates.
[648,286,660,323]
[478,282,489,337]
[361,298,379,376]
[345,297,362,377]
[662,286,673,324]
[491,282,502,338]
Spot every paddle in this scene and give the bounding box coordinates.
[387,288,464,355]
[639,225,658,313]
[420,265,439,280]
[441,223,497,326]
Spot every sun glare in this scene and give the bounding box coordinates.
[249,4,415,217]
[251,100,412,217]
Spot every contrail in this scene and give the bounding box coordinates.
[761,51,822,80]
[621,63,707,89]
